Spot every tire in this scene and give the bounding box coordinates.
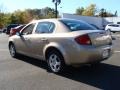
[47,50,65,73]
[9,43,18,58]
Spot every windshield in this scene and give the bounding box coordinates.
[60,19,97,31]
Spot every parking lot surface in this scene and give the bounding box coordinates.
[0,33,120,90]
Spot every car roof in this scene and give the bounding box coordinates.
[30,18,88,24]
[30,18,60,23]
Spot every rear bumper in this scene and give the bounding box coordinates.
[67,45,113,65]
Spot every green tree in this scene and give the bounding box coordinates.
[42,7,56,18]
[10,14,19,24]
[82,4,97,16]
[0,13,4,28]
[0,5,4,28]
[1,7,58,27]
[76,7,84,15]
[98,8,114,17]
[2,13,11,26]
[22,10,33,23]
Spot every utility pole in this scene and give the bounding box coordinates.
[52,0,61,18]
[115,11,118,17]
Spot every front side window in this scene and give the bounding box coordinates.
[21,23,35,35]
[60,19,96,31]
[35,22,55,34]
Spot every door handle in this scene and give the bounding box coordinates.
[41,38,47,41]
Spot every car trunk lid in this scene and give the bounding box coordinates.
[72,30,112,46]
[88,30,112,46]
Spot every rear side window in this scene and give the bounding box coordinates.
[35,22,55,34]
[60,19,96,31]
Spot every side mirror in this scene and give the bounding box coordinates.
[16,32,22,36]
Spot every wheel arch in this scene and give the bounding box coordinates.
[43,43,70,65]
[8,41,14,48]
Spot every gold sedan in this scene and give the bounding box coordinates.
[8,19,113,73]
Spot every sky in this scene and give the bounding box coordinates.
[0,0,120,16]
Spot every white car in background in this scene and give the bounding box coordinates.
[105,24,120,33]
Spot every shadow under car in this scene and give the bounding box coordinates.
[16,55,120,90]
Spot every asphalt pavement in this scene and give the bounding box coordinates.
[0,33,120,90]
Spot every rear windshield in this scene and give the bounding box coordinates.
[60,19,96,31]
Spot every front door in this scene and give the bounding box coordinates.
[15,23,36,55]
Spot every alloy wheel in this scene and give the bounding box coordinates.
[48,54,61,73]
[9,44,16,57]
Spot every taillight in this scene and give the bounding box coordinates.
[75,34,92,45]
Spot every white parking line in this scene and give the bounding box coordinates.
[114,51,120,53]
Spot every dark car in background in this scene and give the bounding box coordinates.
[6,24,19,34]
[2,28,7,33]
[0,29,2,33]
[9,25,25,36]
